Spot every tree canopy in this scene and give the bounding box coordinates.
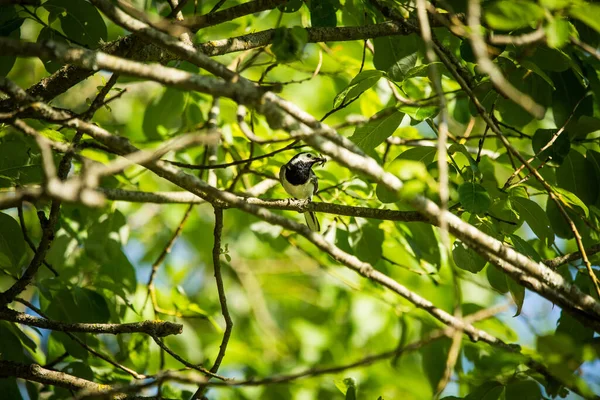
[1,0,600,399]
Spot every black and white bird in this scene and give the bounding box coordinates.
[279,152,326,232]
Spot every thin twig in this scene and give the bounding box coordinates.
[192,207,233,398]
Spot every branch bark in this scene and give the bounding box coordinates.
[0,308,183,337]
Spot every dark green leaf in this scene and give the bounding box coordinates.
[487,265,509,293]
[511,196,554,245]
[556,150,599,205]
[484,0,544,31]
[36,27,68,73]
[0,321,26,362]
[0,7,21,76]
[72,287,111,323]
[421,333,450,391]
[309,0,338,27]
[531,128,570,164]
[0,378,22,400]
[373,34,419,81]
[506,275,525,316]
[0,212,26,270]
[271,26,308,63]
[63,362,94,381]
[453,241,486,273]
[488,199,521,234]
[143,87,187,140]
[278,0,303,13]
[354,222,384,264]
[552,69,588,129]
[349,109,404,152]
[465,381,505,400]
[510,235,542,262]
[504,379,541,400]
[43,0,107,48]
[333,70,383,108]
[459,182,491,214]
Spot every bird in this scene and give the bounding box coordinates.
[279,152,326,232]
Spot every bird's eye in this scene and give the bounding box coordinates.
[307,154,312,158]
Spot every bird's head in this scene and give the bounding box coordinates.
[289,152,326,167]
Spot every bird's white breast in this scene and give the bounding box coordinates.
[282,178,315,200]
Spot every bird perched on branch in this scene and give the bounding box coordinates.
[279,152,326,232]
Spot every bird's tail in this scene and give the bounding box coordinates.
[304,211,320,232]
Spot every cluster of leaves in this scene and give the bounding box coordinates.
[1,0,600,399]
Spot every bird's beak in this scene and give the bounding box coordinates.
[313,156,327,166]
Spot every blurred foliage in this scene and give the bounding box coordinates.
[1,0,600,399]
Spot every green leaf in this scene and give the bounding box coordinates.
[43,0,107,48]
[465,381,505,400]
[63,361,94,381]
[403,62,443,81]
[569,2,600,34]
[531,128,570,164]
[421,332,450,391]
[506,275,525,316]
[0,6,22,76]
[36,27,68,73]
[399,104,439,122]
[373,34,419,81]
[395,146,437,164]
[46,288,110,323]
[511,196,554,245]
[72,287,110,323]
[453,241,486,273]
[546,18,571,48]
[459,182,491,214]
[448,143,481,179]
[406,223,441,268]
[552,69,588,129]
[354,222,384,264]
[488,199,521,235]
[540,0,572,10]
[551,185,589,217]
[349,109,404,152]
[333,70,383,108]
[504,379,542,400]
[487,265,509,293]
[0,378,22,400]
[510,235,542,262]
[309,0,338,27]
[0,212,26,270]
[484,0,544,31]
[556,150,598,205]
[0,321,26,362]
[278,0,303,13]
[143,87,187,140]
[271,26,308,63]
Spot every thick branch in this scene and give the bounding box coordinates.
[0,360,110,394]
[0,308,183,337]
[197,22,410,56]
[0,37,263,105]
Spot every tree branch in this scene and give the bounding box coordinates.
[0,308,183,337]
[193,207,233,398]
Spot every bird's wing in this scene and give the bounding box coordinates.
[279,164,286,184]
[310,171,319,195]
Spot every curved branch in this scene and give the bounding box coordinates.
[544,244,600,270]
